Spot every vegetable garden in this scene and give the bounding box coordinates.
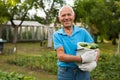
[0,42,120,80]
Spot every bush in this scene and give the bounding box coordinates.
[7,52,120,79]
[91,53,120,80]
[7,53,58,74]
[0,71,36,80]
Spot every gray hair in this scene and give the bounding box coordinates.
[58,5,75,16]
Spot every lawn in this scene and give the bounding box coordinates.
[0,42,119,80]
[0,42,57,80]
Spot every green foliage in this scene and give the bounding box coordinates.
[7,53,58,74]
[0,71,36,80]
[74,0,120,43]
[91,54,120,80]
[0,0,9,24]
[3,43,120,79]
[7,0,20,6]
[7,52,120,79]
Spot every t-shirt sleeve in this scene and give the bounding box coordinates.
[53,33,63,50]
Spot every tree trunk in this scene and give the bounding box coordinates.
[12,26,18,53]
[0,27,2,38]
[47,26,54,48]
[115,33,120,56]
[13,26,18,44]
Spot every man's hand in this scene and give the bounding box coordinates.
[81,50,97,63]
[79,61,97,72]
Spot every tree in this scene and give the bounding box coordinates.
[0,0,36,52]
[74,0,105,42]
[33,0,65,48]
[6,0,36,43]
[74,0,120,44]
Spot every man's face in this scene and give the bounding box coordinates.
[58,7,75,28]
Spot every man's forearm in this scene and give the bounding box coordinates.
[57,53,82,62]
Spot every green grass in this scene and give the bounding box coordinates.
[0,42,119,80]
[98,43,119,55]
[0,42,57,80]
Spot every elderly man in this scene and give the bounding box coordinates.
[53,5,100,80]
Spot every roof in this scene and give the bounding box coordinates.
[5,20,43,27]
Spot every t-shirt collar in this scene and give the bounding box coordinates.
[58,25,81,36]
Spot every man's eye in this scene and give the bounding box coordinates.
[68,14,72,16]
[61,13,72,17]
[61,15,65,17]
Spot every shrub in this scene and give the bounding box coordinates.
[7,52,120,79]
[0,71,36,80]
[91,53,120,80]
[7,53,58,74]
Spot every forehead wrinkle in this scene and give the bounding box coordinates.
[58,5,74,17]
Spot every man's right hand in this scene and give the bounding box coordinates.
[81,50,97,63]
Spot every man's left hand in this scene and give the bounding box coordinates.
[78,61,97,72]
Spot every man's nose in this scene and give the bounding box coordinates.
[64,15,69,19]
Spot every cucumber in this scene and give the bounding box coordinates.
[78,42,99,49]
[79,42,88,47]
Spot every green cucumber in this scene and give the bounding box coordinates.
[78,42,99,49]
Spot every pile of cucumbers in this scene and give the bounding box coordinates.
[78,42,99,49]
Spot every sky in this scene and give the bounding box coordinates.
[65,0,74,6]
